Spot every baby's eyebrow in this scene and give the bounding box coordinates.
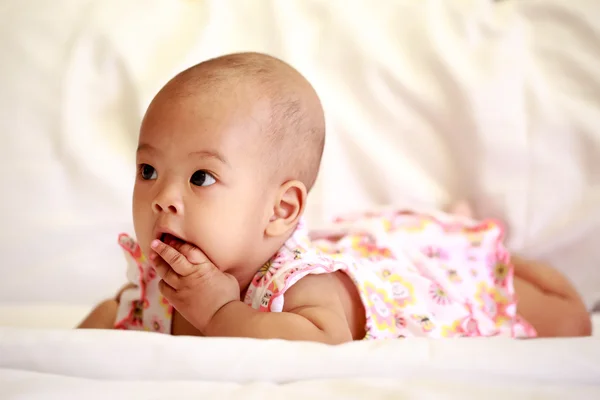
[136,143,157,153]
[136,144,227,165]
[189,150,228,166]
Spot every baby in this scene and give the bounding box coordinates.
[79,52,592,342]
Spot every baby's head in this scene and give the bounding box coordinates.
[132,52,325,288]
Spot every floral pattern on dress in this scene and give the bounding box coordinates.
[114,210,537,339]
[244,211,537,339]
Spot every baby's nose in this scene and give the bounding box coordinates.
[152,188,183,215]
[153,201,179,214]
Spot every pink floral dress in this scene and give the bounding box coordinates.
[115,208,537,338]
[114,234,173,333]
[244,209,537,339]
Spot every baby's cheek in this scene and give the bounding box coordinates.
[133,234,147,258]
[132,212,151,252]
[214,236,251,275]
[196,227,232,270]
[140,243,152,261]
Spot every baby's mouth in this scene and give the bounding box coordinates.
[159,232,187,247]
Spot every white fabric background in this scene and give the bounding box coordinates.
[0,0,599,308]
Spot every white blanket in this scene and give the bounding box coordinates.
[0,307,599,399]
[1,327,599,400]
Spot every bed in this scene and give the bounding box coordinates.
[0,308,599,398]
[1,0,599,398]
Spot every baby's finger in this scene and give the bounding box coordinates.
[152,256,182,289]
[166,238,209,265]
[151,253,169,276]
[151,239,196,276]
[158,278,177,302]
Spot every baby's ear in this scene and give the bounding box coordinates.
[265,180,307,238]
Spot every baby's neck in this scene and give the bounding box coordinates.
[236,227,297,300]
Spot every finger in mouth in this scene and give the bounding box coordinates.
[160,233,186,247]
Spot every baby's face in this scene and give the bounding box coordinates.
[133,92,275,286]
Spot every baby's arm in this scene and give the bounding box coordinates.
[204,274,353,344]
[76,283,135,329]
[77,299,118,329]
[151,237,353,343]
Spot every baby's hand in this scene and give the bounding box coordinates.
[150,238,240,333]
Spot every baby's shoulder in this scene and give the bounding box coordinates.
[281,272,341,311]
[244,245,349,312]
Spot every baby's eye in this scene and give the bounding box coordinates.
[190,170,216,187]
[139,164,158,180]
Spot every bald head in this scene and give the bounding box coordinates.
[158,52,325,190]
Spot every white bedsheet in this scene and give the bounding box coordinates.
[0,326,599,399]
[0,307,599,399]
[1,372,597,400]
